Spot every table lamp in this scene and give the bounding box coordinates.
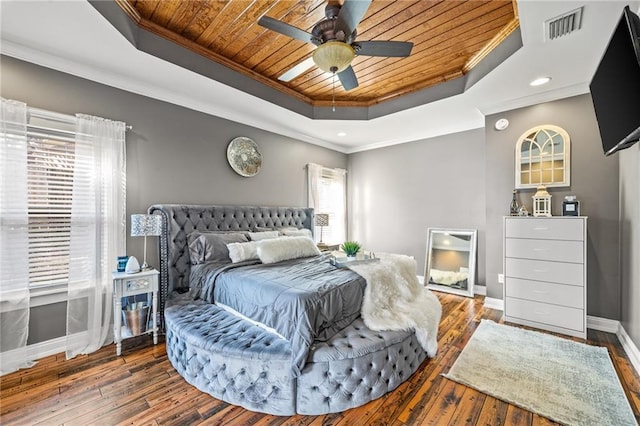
[130,214,163,270]
[315,213,329,247]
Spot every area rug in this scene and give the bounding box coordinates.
[444,320,637,426]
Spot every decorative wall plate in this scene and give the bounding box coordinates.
[227,137,262,177]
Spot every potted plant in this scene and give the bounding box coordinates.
[341,241,361,258]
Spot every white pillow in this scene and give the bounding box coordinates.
[227,241,259,263]
[281,228,313,239]
[248,231,280,241]
[257,236,321,264]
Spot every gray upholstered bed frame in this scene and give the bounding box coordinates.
[147,204,426,415]
[148,204,314,323]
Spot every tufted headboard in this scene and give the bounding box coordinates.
[148,204,314,325]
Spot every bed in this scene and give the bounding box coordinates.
[149,204,440,415]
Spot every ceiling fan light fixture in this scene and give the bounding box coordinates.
[313,41,355,73]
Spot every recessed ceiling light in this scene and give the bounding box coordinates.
[530,77,552,86]
[337,132,347,137]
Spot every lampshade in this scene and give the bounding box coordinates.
[130,214,162,237]
[313,41,355,73]
[315,213,330,227]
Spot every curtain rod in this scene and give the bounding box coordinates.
[28,107,133,131]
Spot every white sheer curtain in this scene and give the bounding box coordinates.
[0,99,34,374]
[307,163,347,244]
[66,114,126,359]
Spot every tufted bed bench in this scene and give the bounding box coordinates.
[165,299,426,415]
[151,204,430,415]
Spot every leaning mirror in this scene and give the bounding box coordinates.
[425,228,477,297]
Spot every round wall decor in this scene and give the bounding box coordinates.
[227,137,262,177]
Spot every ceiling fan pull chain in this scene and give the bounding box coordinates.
[332,72,336,112]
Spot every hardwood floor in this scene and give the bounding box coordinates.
[1,293,639,425]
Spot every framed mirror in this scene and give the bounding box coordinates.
[425,228,477,297]
[515,125,570,189]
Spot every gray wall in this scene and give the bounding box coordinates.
[1,55,347,261]
[1,55,347,344]
[485,94,621,319]
[347,128,487,283]
[619,143,640,348]
[2,55,634,351]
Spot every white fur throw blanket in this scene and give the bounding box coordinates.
[348,254,442,357]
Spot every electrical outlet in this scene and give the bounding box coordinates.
[498,273,504,284]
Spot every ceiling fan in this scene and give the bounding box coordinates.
[258,0,413,91]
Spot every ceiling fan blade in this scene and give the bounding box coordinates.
[278,57,315,82]
[355,40,414,57]
[258,15,314,44]
[338,65,359,91]
[334,0,372,39]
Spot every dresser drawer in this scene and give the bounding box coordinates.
[506,298,584,332]
[505,258,584,286]
[505,218,584,241]
[122,276,157,296]
[505,278,583,309]
[505,238,584,263]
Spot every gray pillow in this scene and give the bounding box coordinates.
[253,226,274,232]
[188,231,249,264]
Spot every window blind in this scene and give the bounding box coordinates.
[26,129,75,288]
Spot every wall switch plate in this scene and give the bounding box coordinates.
[498,273,504,284]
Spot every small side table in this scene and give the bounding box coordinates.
[112,268,159,356]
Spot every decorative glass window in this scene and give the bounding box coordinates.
[516,125,570,189]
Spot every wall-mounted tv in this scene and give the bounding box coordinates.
[589,6,640,156]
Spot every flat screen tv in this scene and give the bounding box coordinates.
[589,6,640,156]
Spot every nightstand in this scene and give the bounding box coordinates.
[112,268,159,355]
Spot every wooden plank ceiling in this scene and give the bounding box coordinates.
[117,0,519,107]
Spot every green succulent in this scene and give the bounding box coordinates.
[341,241,361,257]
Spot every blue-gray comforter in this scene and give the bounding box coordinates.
[190,254,366,376]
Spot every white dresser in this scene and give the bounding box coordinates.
[503,216,587,338]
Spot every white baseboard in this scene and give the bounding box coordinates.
[616,322,640,377]
[1,331,88,375]
[587,315,619,333]
[484,297,504,311]
[587,315,640,376]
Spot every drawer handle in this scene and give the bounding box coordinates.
[533,269,547,273]
[533,290,549,294]
[533,227,549,231]
[533,310,549,316]
[126,280,149,291]
[532,248,547,252]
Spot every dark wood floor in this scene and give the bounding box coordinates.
[1,293,639,425]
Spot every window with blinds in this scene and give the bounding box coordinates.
[26,127,75,288]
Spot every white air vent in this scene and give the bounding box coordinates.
[545,7,583,41]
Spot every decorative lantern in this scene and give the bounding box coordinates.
[532,185,552,217]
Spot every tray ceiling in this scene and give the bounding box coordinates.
[114,0,519,109]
